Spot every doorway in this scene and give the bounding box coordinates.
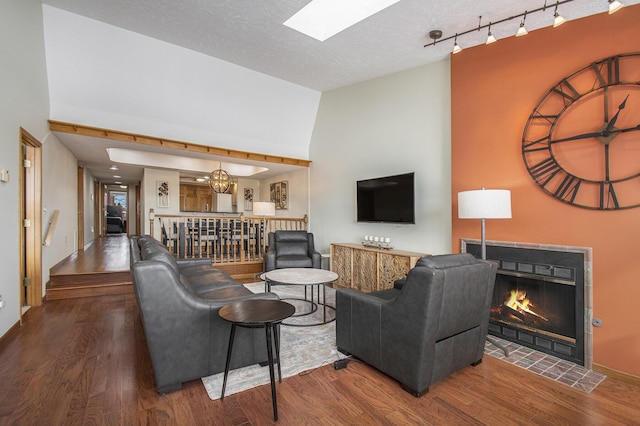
[105,187,129,235]
[19,128,43,313]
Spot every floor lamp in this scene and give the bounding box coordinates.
[458,188,512,356]
[253,201,276,256]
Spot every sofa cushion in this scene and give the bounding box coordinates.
[142,250,180,274]
[180,269,240,294]
[275,241,308,257]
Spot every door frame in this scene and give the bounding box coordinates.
[19,128,43,310]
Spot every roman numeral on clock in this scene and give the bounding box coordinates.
[551,79,581,105]
[592,56,620,88]
[528,157,583,202]
[599,181,619,209]
[529,157,561,185]
[555,175,581,203]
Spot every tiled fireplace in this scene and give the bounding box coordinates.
[462,239,593,368]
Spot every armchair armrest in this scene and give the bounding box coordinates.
[264,248,276,272]
[336,289,389,364]
[311,250,321,269]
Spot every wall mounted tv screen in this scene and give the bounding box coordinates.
[356,172,415,224]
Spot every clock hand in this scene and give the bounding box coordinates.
[612,123,640,134]
[550,131,604,144]
[550,123,640,144]
[606,94,629,132]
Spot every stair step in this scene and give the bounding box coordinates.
[48,271,131,287]
[46,281,133,300]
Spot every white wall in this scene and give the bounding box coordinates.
[309,60,452,255]
[257,168,309,219]
[142,168,181,238]
[42,5,321,160]
[0,0,51,337]
[41,133,79,287]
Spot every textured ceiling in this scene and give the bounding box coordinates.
[38,0,640,184]
[40,0,639,92]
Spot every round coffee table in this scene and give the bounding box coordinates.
[219,299,295,421]
[261,268,338,326]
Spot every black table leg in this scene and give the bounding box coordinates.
[322,283,326,323]
[265,323,278,421]
[273,323,282,382]
[220,323,236,400]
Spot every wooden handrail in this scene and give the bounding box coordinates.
[155,213,308,264]
[43,210,59,246]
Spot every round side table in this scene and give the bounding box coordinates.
[219,299,295,421]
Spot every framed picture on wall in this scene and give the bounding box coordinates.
[244,188,253,211]
[157,181,169,208]
[270,181,288,210]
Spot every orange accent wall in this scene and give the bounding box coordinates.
[451,5,640,377]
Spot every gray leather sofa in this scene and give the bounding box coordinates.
[130,235,279,394]
[264,230,321,272]
[336,253,497,396]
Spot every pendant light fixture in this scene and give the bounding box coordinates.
[208,162,232,193]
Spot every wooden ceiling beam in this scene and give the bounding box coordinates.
[48,120,311,167]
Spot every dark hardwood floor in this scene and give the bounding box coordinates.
[3,234,639,424]
[1,292,639,425]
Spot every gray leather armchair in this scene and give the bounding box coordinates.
[336,253,497,396]
[264,230,321,272]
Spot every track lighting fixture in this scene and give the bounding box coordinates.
[516,12,528,37]
[423,0,622,53]
[553,2,567,27]
[608,0,623,14]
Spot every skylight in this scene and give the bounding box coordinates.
[283,0,400,42]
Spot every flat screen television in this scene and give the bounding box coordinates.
[356,172,415,224]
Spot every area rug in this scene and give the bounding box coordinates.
[201,283,344,400]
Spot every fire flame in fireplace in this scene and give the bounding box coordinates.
[505,290,548,322]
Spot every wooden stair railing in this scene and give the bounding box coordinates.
[156,214,308,264]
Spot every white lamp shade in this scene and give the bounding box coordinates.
[253,201,276,217]
[458,189,512,219]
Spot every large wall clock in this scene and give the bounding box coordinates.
[522,53,640,210]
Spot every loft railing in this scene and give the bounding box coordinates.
[155,214,308,264]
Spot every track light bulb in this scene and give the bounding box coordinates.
[516,11,528,37]
[452,35,462,54]
[608,0,623,14]
[553,11,566,27]
[486,24,496,45]
[516,22,528,37]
